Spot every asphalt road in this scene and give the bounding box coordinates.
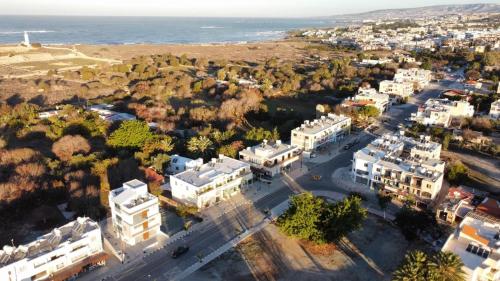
[112,75,458,281]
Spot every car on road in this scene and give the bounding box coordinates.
[311,175,322,181]
[171,246,189,258]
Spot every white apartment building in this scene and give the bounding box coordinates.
[411,98,475,127]
[393,68,432,91]
[354,87,390,113]
[489,100,500,120]
[352,132,445,201]
[239,140,302,178]
[291,113,351,154]
[170,155,253,208]
[109,179,161,246]
[378,80,414,103]
[442,212,499,281]
[166,154,203,175]
[0,217,107,281]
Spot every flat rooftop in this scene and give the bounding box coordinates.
[442,213,499,276]
[292,113,350,136]
[172,155,250,188]
[239,140,299,160]
[0,217,99,266]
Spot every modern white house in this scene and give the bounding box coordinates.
[89,104,136,123]
[238,140,302,178]
[411,98,475,127]
[291,113,351,155]
[489,99,500,120]
[170,155,253,208]
[393,68,432,91]
[109,180,161,246]
[352,132,445,202]
[442,211,499,281]
[378,80,414,103]
[0,217,107,281]
[166,155,203,175]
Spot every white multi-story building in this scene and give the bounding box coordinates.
[489,100,500,120]
[354,87,390,113]
[393,68,432,91]
[411,98,475,127]
[239,140,302,178]
[378,80,414,103]
[291,113,351,154]
[0,217,107,281]
[170,155,253,208]
[352,132,445,201]
[109,179,161,246]
[166,155,203,175]
[442,211,499,281]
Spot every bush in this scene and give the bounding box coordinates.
[52,135,91,161]
[446,161,468,185]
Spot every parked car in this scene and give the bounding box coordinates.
[171,246,189,258]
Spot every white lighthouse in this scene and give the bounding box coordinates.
[23,31,31,48]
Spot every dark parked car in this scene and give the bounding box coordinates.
[171,246,189,258]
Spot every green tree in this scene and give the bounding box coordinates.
[321,195,367,242]
[429,251,466,281]
[358,106,380,118]
[377,192,392,219]
[393,251,429,281]
[107,120,153,150]
[277,193,326,243]
[217,69,226,81]
[442,133,451,151]
[446,161,468,185]
[277,193,366,244]
[393,251,466,281]
[187,136,213,156]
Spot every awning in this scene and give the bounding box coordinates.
[48,252,109,281]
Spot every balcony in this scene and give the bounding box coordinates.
[197,172,251,196]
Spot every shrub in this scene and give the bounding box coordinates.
[52,135,91,161]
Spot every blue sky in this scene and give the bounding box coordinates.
[0,0,495,17]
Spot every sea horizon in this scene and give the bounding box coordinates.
[0,15,336,45]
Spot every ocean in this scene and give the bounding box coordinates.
[0,16,335,45]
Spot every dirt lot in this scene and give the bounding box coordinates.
[189,215,429,281]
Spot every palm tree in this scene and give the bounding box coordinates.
[429,251,466,281]
[393,251,428,281]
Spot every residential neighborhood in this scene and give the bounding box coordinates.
[0,3,499,281]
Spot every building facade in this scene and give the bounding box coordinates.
[291,113,351,154]
[353,87,390,113]
[109,180,161,246]
[489,100,500,120]
[239,140,302,178]
[170,155,253,208]
[393,68,432,91]
[379,80,414,103]
[0,217,107,281]
[411,98,475,127]
[166,155,203,175]
[352,133,445,202]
